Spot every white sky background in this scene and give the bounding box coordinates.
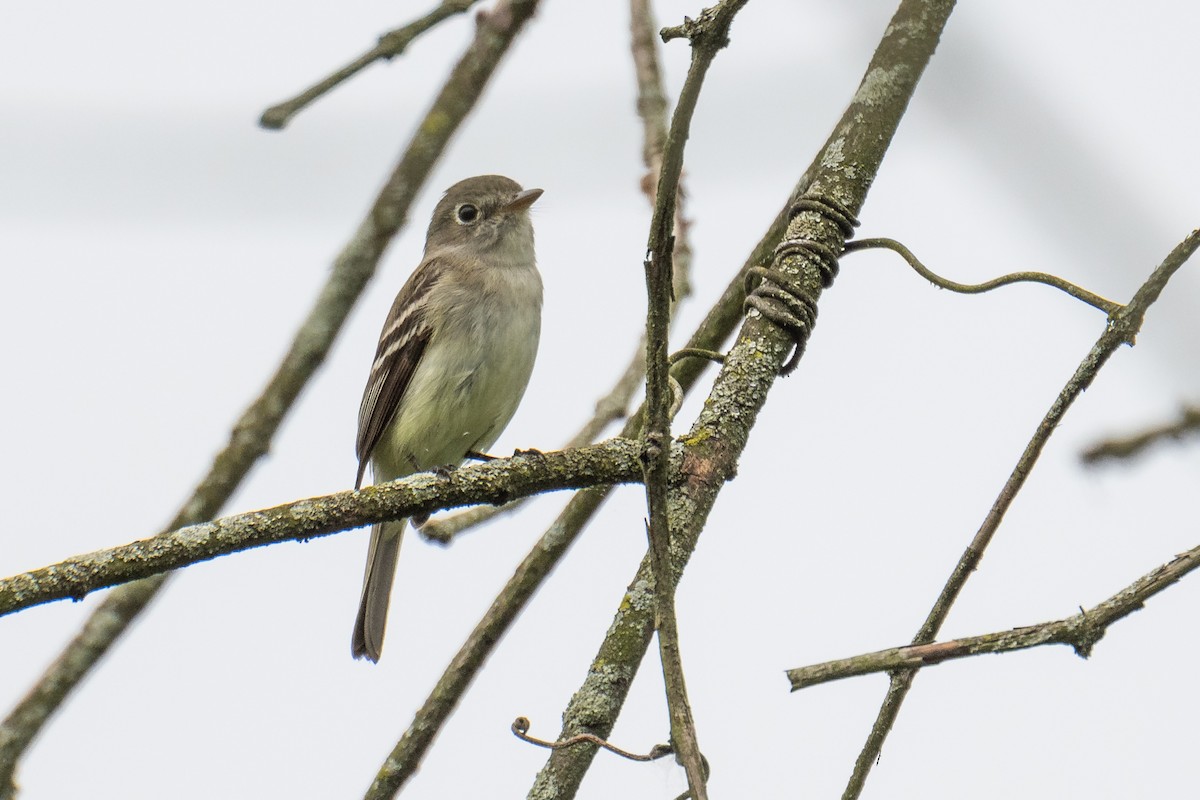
[2,1,1199,798]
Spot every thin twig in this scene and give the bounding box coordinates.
[1081,404,1200,464]
[841,228,1200,800]
[0,4,544,793]
[632,0,695,306]
[259,0,481,129]
[512,717,673,762]
[420,0,698,545]
[531,0,955,796]
[365,485,613,800]
[642,3,750,798]
[668,348,725,367]
[515,718,709,800]
[843,237,1122,315]
[788,541,1200,689]
[526,184,802,800]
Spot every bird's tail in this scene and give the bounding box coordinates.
[351,519,406,662]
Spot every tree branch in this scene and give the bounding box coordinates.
[526,191,801,800]
[641,2,749,798]
[528,0,955,797]
[788,541,1200,690]
[0,441,644,618]
[1081,404,1200,464]
[0,3,542,792]
[260,0,482,129]
[842,226,1200,800]
[364,485,612,800]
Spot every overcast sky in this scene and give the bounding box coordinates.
[2,2,1199,798]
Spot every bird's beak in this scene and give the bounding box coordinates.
[501,188,543,213]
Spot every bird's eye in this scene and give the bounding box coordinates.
[455,203,479,224]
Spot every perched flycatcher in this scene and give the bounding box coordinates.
[351,175,543,662]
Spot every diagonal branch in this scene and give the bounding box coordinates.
[0,3,543,794]
[788,540,1200,690]
[529,2,956,798]
[260,0,482,129]
[841,226,1200,800]
[642,2,750,798]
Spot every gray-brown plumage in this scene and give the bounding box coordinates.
[352,175,543,662]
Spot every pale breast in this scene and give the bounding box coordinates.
[371,264,542,480]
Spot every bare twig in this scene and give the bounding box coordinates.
[642,3,750,798]
[843,237,1122,315]
[260,0,481,129]
[1081,404,1200,463]
[842,227,1200,799]
[788,541,1200,689]
[0,4,543,793]
[668,348,725,367]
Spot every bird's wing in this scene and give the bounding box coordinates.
[354,259,445,488]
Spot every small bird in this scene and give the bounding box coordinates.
[351,175,544,662]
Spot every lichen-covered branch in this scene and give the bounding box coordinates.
[260,0,482,129]
[641,2,749,798]
[843,237,1121,314]
[788,540,1200,690]
[0,441,644,618]
[528,0,954,797]
[0,4,542,793]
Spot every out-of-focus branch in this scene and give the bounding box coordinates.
[511,716,675,762]
[0,441,645,617]
[0,4,541,796]
[260,0,482,129]
[632,0,694,306]
[641,2,749,798]
[843,227,1200,800]
[788,541,1200,690]
[1081,404,1200,464]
